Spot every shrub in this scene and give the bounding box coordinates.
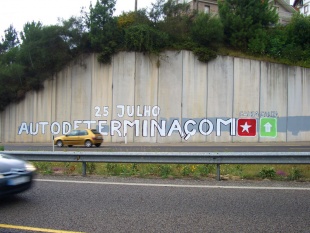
[130,163,139,175]
[86,162,96,174]
[265,27,287,58]
[248,29,268,55]
[191,13,224,48]
[117,10,151,29]
[159,164,172,178]
[193,47,217,63]
[106,163,118,175]
[282,43,304,63]
[33,162,53,175]
[124,24,169,53]
[197,164,215,176]
[182,165,191,176]
[286,13,310,50]
[288,167,303,180]
[259,167,276,179]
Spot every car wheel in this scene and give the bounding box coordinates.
[85,140,92,148]
[68,145,73,147]
[56,140,63,147]
[95,143,101,147]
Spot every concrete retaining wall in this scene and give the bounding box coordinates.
[1,51,310,143]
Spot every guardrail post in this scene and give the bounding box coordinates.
[82,162,87,176]
[52,135,55,152]
[216,164,221,181]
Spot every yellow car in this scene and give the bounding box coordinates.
[54,129,103,148]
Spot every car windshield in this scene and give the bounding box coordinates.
[0,154,13,159]
[80,130,88,136]
[67,130,79,136]
[91,129,100,134]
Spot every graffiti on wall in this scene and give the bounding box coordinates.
[17,105,278,139]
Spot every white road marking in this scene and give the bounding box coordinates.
[35,179,310,191]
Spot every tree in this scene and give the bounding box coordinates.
[19,22,73,90]
[87,0,123,62]
[218,0,278,50]
[0,25,24,108]
[191,13,224,48]
[60,16,91,56]
[0,25,20,54]
[155,0,193,44]
[280,13,310,63]
[285,13,310,50]
[124,24,169,53]
[117,10,151,29]
[0,25,21,67]
[148,0,166,24]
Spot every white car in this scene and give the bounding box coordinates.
[0,153,36,198]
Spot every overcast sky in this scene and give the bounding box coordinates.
[0,0,155,39]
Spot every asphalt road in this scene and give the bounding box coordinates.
[1,176,310,233]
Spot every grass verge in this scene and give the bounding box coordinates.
[32,162,310,181]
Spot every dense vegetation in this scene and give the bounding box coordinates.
[0,0,310,111]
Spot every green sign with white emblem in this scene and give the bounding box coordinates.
[260,118,277,137]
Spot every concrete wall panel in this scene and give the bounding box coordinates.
[233,58,260,142]
[6,104,16,142]
[91,54,113,142]
[260,63,288,142]
[134,53,159,143]
[111,52,136,142]
[22,94,34,142]
[54,67,72,136]
[15,95,28,142]
[70,55,92,126]
[158,51,183,143]
[207,56,234,142]
[287,67,310,141]
[182,51,207,142]
[35,78,55,142]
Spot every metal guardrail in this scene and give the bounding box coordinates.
[3,151,310,181]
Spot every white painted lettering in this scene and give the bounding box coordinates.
[18,122,29,135]
[103,106,109,117]
[51,122,61,134]
[39,122,49,134]
[142,120,148,137]
[95,106,101,117]
[124,120,140,137]
[83,120,96,129]
[152,106,160,116]
[98,120,108,136]
[111,120,122,136]
[74,120,82,129]
[136,106,142,117]
[151,120,166,137]
[216,118,236,136]
[184,120,197,140]
[29,122,39,135]
[127,106,134,117]
[167,120,184,137]
[62,122,71,135]
[144,106,151,117]
[117,105,125,117]
[199,119,213,136]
